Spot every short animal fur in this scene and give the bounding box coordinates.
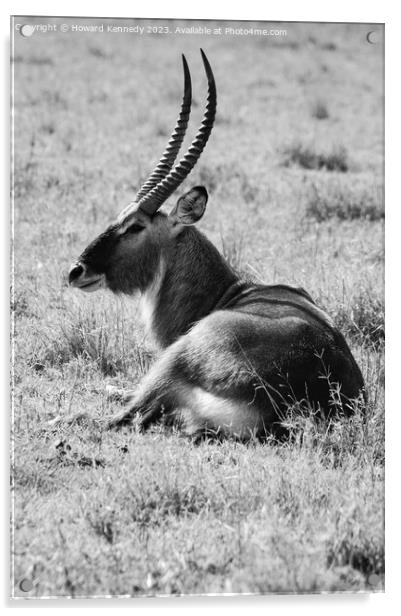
[69,50,365,440]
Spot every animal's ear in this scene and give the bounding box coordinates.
[169,186,208,226]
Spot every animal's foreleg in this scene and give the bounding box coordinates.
[106,345,182,430]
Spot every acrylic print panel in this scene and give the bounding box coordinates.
[11,16,384,598]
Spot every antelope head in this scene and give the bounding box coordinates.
[68,50,216,297]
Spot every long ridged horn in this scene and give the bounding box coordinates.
[137,49,216,215]
[134,55,192,202]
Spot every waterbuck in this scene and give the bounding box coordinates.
[69,50,365,440]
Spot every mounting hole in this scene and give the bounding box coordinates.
[20,24,35,37]
[366,30,380,44]
[19,578,33,592]
[367,573,380,586]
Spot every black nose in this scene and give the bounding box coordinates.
[69,263,84,284]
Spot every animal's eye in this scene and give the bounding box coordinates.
[125,223,144,234]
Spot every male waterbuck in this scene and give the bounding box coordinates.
[69,50,365,440]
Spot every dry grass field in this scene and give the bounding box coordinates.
[11,18,384,597]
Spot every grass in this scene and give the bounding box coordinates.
[12,404,384,596]
[11,19,384,597]
[304,176,384,222]
[332,292,385,349]
[33,304,127,376]
[283,143,349,172]
[220,231,245,275]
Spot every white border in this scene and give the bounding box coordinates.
[3,1,398,614]
[1,0,391,23]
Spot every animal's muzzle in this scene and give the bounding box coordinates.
[68,262,105,292]
[69,262,85,284]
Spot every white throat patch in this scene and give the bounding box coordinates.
[139,258,165,337]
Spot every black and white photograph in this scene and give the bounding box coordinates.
[10,15,384,598]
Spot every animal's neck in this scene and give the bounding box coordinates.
[142,227,238,348]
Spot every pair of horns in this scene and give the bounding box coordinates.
[135,49,216,215]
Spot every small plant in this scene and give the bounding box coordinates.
[321,42,337,51]
[33,304,125,376]
[311,101,329,120]
[11,289,33,319]
[88,46,109,59]
[13,135,37,198]
[23,55,54,66]
[40,122,56,135]
[305,178,384,222]
[283,143,349,172]
[333,293,384,349]
[240,175,259,204]
[86,506,116,544]
[327,517,384,580]
[220,232,245,275]
[281,393,384,469]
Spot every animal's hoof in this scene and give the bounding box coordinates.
[104,410,134,430]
